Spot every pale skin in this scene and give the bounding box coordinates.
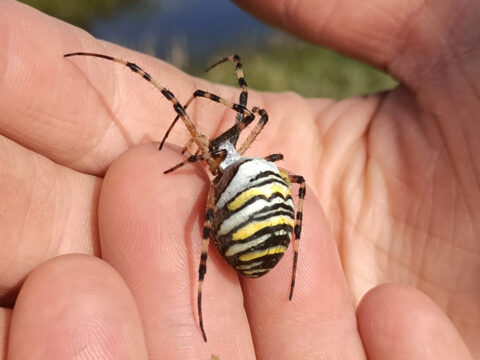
[0,0,478,359]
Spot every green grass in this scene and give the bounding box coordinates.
[194,38,397,99]
[19,0,136,27]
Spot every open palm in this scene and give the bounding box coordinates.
[1,0,478,359]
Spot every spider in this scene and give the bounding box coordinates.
[64,52,306,342]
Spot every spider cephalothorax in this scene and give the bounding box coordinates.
[64,52,306,342]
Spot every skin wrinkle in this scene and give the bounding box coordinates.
[395,142,435,282]
[385,0,429,85]
[59,164,100,255]
[314,101,347,226]
[417,191,435,292]
[464,131,480,202]
[311,0,337,45]
[63,66,126,174]
[0,6,8,86]
[310,97,339,189]
[444,2,480,103]
[420,169,436,274]
[445,174,457,244]
[334,95,389,290]
[48,165,65,256]
[338,120,376,260]
[2,152,29,272]
[81,77,136,165]
[336,94,384,208]
[80,121,122,173]
[57,173,79,255]
[442,71,480,216]
[87,177,101,255]
[427,12,480,141]
[434,119,477,230]
[31,153,56,262]
[366,219,434,282]
[367,2,400,30]
[306,104,331,196]
[48,166,73,254]
[445,258,469,326]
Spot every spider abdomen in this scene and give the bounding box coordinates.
[212,158,295,277]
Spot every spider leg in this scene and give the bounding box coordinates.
[160,54,249,151]
[197,183,215,342]
[64,52,212,162]
[159,89,258,151]
[181,138,195,154]
[158,91,198,151]
[286,174,306,301]
[163,153,203,174]
[205,54,248,146]
[209,106,268,150]
[205,56,267,155]
[264,153,284,162]
[236,106,270,155]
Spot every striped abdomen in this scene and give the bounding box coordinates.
[212,158,294,278]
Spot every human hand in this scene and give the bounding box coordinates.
[1,0,478,359]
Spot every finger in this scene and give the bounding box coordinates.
[0,135,100,304]
[8,254,148,360]
[357,283,473,360]
[0,308,11,359]
[98,143,256,359]
[234,0,412,69]
[234,0,480,83]
[0,0,240,175]
[241,185,366,359]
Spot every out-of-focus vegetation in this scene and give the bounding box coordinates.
[20,0,137,28]
[20,0,396,99]
[196,37,396,99]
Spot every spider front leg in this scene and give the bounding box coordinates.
[205,54,248,109]
[158,91,200,151]
[209,106,268,151]
[204,55,269,155]
[205,54,249,146]
[159,89,256,151]
[163,152,203,174]
[64,52,216,166]
[286,174,306,300]
[197,183,216,342]
[160,54,250,152]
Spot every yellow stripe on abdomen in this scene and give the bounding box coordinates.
[228,183,291,211]
[231,215,294,241]
[239,246,287,262]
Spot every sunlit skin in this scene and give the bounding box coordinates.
[0,0,478,359]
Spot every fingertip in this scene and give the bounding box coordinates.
[99,143,256,358]
[9,254,149,359]
[242,185,365,359]
[357,283,473,360]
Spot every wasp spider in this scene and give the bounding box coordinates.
[64,52,306,342]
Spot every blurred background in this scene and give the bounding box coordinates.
[21,0,396,99]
